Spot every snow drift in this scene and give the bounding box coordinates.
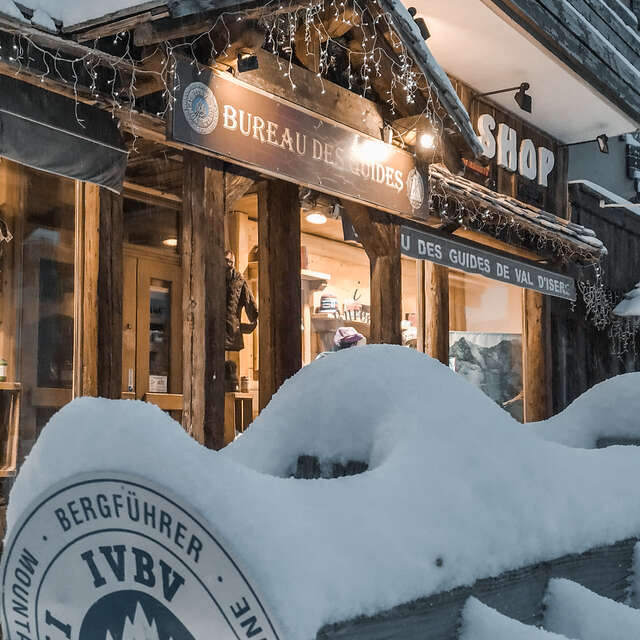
[530,371,640,448]
[7,345,640,639]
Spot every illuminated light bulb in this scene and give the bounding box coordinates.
[419,133,435,149]
[306,213,327,225]
[163,237,178,247]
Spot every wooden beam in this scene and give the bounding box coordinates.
[123,181,182,209]
[523,289,550,422]
[182,152,226,449]
[341,200,402,345]
[258,179,302,411]
[98,189,123,399]
[424,261,449,365]
[73,182,100,397]
[237,49,384,139]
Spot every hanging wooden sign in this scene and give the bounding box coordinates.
[171,61,429,218]
[342,217,576,300]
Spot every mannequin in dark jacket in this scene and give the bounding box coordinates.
[225,250,258,351]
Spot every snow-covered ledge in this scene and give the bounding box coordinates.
[3,346,640,639]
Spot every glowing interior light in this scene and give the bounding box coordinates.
[306,212,328,225]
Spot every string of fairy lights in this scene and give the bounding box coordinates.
[0,0,632,349]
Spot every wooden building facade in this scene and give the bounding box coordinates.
[0,0,606,499]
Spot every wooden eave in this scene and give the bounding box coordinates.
[486,0,640,126]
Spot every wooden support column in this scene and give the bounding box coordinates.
[523,289,550,422]
[73,182,100,397]
[258,179,301,411]
[341,200,402,345]
[97,189,123,399]
[182,153,226,449]
[424,262,449,365]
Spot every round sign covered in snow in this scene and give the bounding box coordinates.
[1,474,280,640]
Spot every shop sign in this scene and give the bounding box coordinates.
[171,61,429,218]
[1,474,280,640]
[477,114,555,187]
[343,218,575,300]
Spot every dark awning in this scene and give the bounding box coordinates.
[0,74,127,192]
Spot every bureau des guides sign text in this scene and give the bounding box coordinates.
[1,474,280,640]
[172,61,429,218]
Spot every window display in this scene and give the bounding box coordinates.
[449,269,524,421]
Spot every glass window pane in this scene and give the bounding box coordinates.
[123,198,179,252]
[449,269,524,421]
[149,279,171,393]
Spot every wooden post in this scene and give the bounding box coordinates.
[341,200,402,345]
[97,189,123,399]
[424,262,449,365]
[73,182,100,397]
[258,179,301,411]
[523,289,550,422]
[182,153,226,449]
[416,260,426,353]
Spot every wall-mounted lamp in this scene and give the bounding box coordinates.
[162,237,178,247]
[596,134,609,154]
[407,7,430,40]
[237,52,259,73]
[477,82,532,114]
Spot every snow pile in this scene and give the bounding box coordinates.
[544,578,640,639]
[459,598,567,639]
[613,282,640,317]
[0,0,24,21]
[530,372,640,448]
[9,346,640,639]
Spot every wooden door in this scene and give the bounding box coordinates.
[122,248,182,414]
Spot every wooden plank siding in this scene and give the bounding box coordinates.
[550,183,640,413]
[487,0,640,125]
[317,537,637,639]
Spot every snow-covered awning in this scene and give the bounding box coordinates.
[613,283,640,317]
[430,165,606,265]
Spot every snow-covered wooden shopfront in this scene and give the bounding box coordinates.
[0,0,605,485]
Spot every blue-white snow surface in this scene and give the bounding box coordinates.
[7,346,640,639]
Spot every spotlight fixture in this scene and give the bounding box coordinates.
[306,212,327,225]
[514,82,532,113]
[407,7,430,40]
[596,133,609,154]
[477,82,532,114]
[237,52,259,73]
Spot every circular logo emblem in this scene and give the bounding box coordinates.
[406,168,425,210]
[1,474,280,640]
[182,82,218,135]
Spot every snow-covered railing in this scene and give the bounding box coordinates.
[317,538,637,639]
[3,347,640,640]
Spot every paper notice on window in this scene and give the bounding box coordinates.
[149,375,168,393]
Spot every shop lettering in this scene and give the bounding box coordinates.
[222,104,404,192]
[477,114,555,187]
[398,225,576,301]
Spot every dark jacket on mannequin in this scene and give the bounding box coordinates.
[225,266,258,351]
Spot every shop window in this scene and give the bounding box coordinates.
[300,212,370,363]
[449,270,524,421]
[0,161,75,465]
[402,257,419,349]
